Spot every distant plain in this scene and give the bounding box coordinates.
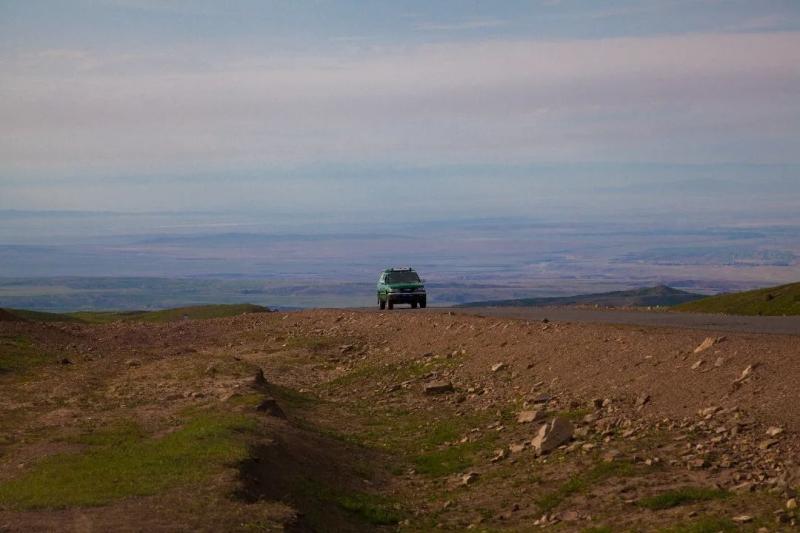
[2,210,800,311]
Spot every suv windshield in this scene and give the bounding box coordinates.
[386,271,420,284]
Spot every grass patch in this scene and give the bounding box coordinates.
[413,443,478,477]
[69,419,146,446]
[72,304,270,323]
[675,282,800,316]
[1,308,82,322]
[413,420,499,477]
[325,356,460,391]
[335,492,402,525]
[638,487,728,510]
[265,383,320,409]
[558,408,593,422]
[658,516,738,533]
[3,304,269,324]
[420,419,463,448]
[0,336,51,375]
[292,479,403,527]
[0,413,257,509]
[537,460,636,512]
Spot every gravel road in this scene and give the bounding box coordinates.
[438,306,800,336]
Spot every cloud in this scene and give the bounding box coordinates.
[415,18,507,31]
[1,31,799,179]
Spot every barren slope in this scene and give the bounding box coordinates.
[1,310,798,531]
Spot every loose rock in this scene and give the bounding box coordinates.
[694,336,725,354]
[531,417,574,455]
[766,426,784,437]
[424,381,455,395]
[517,410,545,424]
[461,472,479,486]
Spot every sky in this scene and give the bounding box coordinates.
[1,0,799,221]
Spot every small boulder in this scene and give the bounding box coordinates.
[517,410,545,424]
[734,365,754,383]
[490,449,507,463]
[424,381,455,395]
[491,362,507,372]
[787,498,797,510]
[694,336,725,354]
[531,417,574,455]
[766,426,784,437]
[508,442,527,454]
[698,406,719,418]
[758,439,779,450]
[732,515,753,524]
[635,394,650,408]
[461,472,479,486]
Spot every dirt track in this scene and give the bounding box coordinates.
[440,307,800,336]
[1,310,798,531]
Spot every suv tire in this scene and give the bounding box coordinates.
[388,299,394,310]
[420,298,427,309]
[411,301,418,309]
[379,297,386,310]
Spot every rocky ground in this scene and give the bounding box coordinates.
[0,309,798,532]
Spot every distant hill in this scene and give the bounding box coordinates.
[458,285,705,308]
[0,304,271,323]
[674,282,800,316]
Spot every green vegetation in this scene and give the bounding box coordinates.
[0,413,256,509]
[265,383,320,409]
[0,304,270,324]
[335,492,402,525]
[73,303,271,323]
[638,487,728,510]
[0,335,52,374]
[1,308,81,322]
[292,479,403,527]
[658,516,738,533]
[536,460,636,512]
[675,282,800,316]
[413,440,488,477]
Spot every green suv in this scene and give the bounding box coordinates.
[377,267,427,310]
